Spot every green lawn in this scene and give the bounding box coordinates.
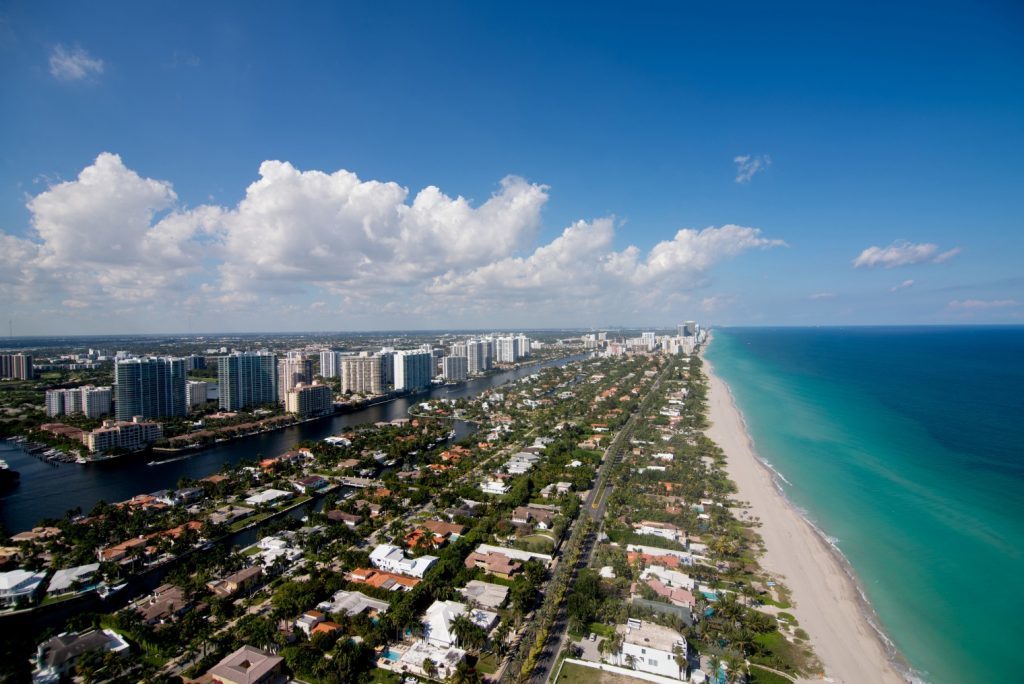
[40,592,83,606]
[518,534,555,550]
[228,511,272,532]
[476,653,499,674]
[555,660,648,684]
[747,666,795,684]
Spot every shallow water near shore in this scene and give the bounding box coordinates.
[706,326,1024,683]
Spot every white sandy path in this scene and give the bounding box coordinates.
[704,357,905,683]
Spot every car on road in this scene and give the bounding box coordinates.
[589,632,596,641]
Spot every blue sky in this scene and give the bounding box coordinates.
[1,1,1022,334]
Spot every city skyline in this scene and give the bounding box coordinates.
[1,1,1022,334]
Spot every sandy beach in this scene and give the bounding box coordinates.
[703,355,906,683]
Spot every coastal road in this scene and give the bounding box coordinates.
[525,361,675,683]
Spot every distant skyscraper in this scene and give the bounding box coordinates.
[466,340,493,375]
[516,334,531,356]
[114,357,187,421]
[0,353,33,380]
[394,350,433,391]
[319,350,343,378]
[684,321,697,337]
[341,353,382,395]
[442,356,468,382]
[278,355,313,403]
[495,336,519,363]
[217,351,278,411]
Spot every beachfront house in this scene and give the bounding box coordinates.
[607,619,687,679]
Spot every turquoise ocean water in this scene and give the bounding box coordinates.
[705,327,1024,683]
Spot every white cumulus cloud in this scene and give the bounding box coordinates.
[734,154,771,183]
[852,240,960,269]
[0,153,785,329]
[49,44,104,81]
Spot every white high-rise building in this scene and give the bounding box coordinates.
[516,334,531,357]
[377,349,396,389]
[341,353,382,395]
[45,388,81,416]
[319,350,343,379]
[466,340,493,375]
[285,382,334,417]
[278,356,313,403]
[187,381,210,410]
[442,356,468,382]
[81,386,113,418]
[218,351,278,411]
[394,350,433,391]
[495,337,519,364]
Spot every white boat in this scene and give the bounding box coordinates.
[97,582,127,599]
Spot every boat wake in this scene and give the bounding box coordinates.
[147,454,196,466]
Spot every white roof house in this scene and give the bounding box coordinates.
[608,619,687,679]
[244,488,293,506]
[0,568,47,607]
[423,599,499,649]
[46,564,100,595]
[369,544,438,578]
[634,521,684,542]
[318,589,390,617]
[395,639,466,680]
[641,565,695,590]
[479,480,510,496]
[460,580,509,610]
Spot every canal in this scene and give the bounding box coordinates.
[0,354,587,532]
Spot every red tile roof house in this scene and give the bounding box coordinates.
[422,520,468,538]
[464,550,522,579]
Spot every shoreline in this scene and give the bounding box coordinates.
[701,347,910,683]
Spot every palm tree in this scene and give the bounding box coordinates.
[673,643,687,680]
[450,614,487,652]
[423,657,438,679]
[450,614,475,648]
[708,655,722,684]
[447,659,481,684]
